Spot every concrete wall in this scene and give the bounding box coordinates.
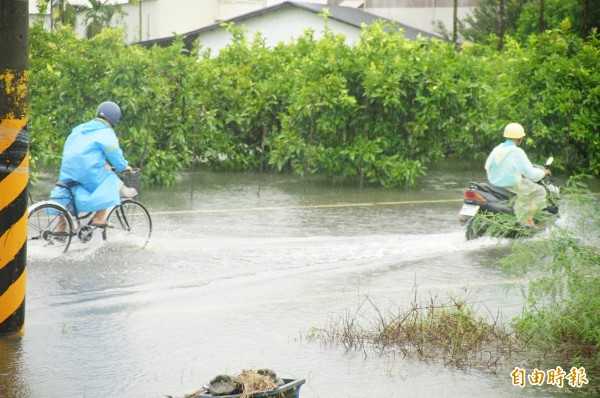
[218,0,265,21]
[119,0,217,43]
[157,0,216,37]
[334,0,477,35]
[369,5,473,34]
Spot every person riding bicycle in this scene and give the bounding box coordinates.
[50,101,136,228]
[484,122,550,229]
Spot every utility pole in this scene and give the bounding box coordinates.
[139,0,142,42]
[452,0,458,44]
[0,0,30,336]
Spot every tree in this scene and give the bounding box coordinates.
[28,22,600,185]
[77,0,125,38]
[51,0,78,30]
[459,0,524,43]
[516,0,599,40]
[461,0,600,43]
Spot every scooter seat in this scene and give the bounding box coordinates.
[467,182,513,200]
[480,183,513,199]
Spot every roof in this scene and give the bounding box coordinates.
[136,1,443,49]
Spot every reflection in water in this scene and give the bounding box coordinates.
[7,162,585,397]
[0,336,30,398]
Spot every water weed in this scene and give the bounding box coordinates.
[310,289,518,370]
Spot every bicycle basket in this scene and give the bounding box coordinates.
[119,168,142,195]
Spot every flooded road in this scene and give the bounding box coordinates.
[2,161,581,398]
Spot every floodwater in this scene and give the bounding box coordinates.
[2,160,593,398]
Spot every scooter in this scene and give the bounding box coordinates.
[458,157,560,240]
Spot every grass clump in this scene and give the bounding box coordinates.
[311,290,518,370]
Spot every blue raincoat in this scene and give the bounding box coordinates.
[484,140,545,188]
[50,119,129,213]
[485,140,547,223]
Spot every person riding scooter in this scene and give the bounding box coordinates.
[484,123,551,229]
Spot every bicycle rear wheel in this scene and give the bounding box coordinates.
[104,199,152,249]
[27,202,74,255]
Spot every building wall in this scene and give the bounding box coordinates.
[118,0,159,43]
[218,0,265,21]
[157,0,218,37]
[369,6,473,34]
[119,0,218,43]
[368,0,476,5]
[197,7,362,56]
[367,0,476,35]
[28,0,219,44]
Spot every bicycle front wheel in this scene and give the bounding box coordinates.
[104,199,152,249]
[27,202,74,255]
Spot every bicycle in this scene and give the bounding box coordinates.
[27,169,152,255]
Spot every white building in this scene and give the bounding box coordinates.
[138,2,442,56]
[30,0,474,44]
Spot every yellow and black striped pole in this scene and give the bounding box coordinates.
[0,0,29,336]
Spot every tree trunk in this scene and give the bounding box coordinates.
[360,105,368,190]
[498,0,505,51]
[538,0,545,33]
[582,0,590,38]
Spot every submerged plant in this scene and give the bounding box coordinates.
[310,289,518,370]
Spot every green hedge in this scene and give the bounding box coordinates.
[29,21,600,186]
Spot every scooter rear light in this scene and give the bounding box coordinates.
[464,190,487,203]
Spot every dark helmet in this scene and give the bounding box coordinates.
[96,101,122,126]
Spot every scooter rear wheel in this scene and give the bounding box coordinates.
[466,216,490,240]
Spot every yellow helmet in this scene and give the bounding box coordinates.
[503,123,526,139]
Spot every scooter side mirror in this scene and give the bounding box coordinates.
[546,156,554,167]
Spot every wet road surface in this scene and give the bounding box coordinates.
[1,163,575,397]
